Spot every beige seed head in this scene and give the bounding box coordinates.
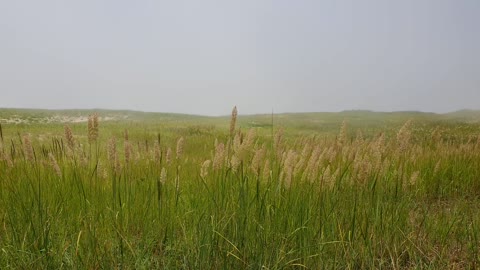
[355,130,364,145]
[251,144,266,175]
[409,171,420,186]
[200,160,211,178]
[166,147,172,164]
[233,132,242,153]
[230,155,240,173]
[262,159,271,180]
[176,137,185,160]
[107,137,117,165]
[323,165,332,186]
[48,152,62,177]
[305,146,321,180]
[274,128,284,151]
[160,167,167,184]
[243,129,256,149]
[64,125,75,150]
[431,127,442,144]
[213,142,225,171]
[294,143,311,176]
[230,106,238,136]
[23,135,34,162]
[88,113,99,143]
[283,150,297,187]
[397,120,412,153]
[102,167,108,180]
[434,160,441,175]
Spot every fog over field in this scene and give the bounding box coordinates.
[1,1,479,115]
[2,2,480,268]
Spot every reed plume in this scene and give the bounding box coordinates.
[409,171,420,186]
[1,142,13,168]
[230,155,240,173]
[48,152,62,177]
[230,106,238,137]
[64,125,75,150]
[160,167,167,184]
[88,113,99,143]
[176,137,185,160]
[251,144,266,175]
[355,130,364,145]
[397,120,412,153]
[294,143,311,176]
[23,135,35,162]
[200,160,211,178]
[304,146,322,180]
[107,137,117,165]
[166,148,172,165]
[262,159,271,180]
[213,142,225,171]
[283,150,296,188]
[434,160,441,175]
[235,129,256,162]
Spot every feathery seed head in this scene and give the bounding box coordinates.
[230,106,238,136]
[397,120,413,153]
[262,159,271,180]
[64,125,75,150]
[409,171,420,186]
[160,167,167,184]
[48,152,62,177]
[23,135,34,162]
[88,113,99,143]
[274,128,284,151]
[176,137,185,160]
[230,155,240,173]
[213,142,225,171]
[251,144,266,174]
[200,160,211,178]
[107,137,117,165]
[166,147,172,164]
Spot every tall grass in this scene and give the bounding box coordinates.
[0,109,479,269]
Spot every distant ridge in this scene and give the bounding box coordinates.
[1,107,479,121]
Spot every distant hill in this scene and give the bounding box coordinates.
[1,107,479,127]
[444,109,480,121]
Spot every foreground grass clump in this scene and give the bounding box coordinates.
[0,109,480,269]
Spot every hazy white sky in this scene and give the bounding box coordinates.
[1,1,479,115]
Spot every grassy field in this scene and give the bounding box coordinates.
[0,107,479,269]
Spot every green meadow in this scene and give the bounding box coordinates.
[0,108,479,269]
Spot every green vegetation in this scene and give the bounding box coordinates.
[0,108,479,269]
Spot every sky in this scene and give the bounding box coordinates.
[0,0,479,116]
